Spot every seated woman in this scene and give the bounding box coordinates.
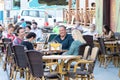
[2,24,15,41]
[101,25,115,39]
[52,29,86,71]
[63,29,86,55]
[21,32,40,50]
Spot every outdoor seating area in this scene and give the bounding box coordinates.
[0,31,120,80]
[0,0,120,80]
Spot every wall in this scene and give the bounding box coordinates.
[110,0,116,31]
[116,0,120,32]
[95,0,103,33]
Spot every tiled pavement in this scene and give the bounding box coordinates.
[0,58,120,80]
[94,61,120,80]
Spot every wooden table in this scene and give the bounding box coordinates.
[43,55,81,74]
[41,49,67,55]
[94,40,120,52]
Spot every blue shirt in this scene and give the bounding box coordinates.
[20,22,26,28]
[54,34,73,50]
[66,40,83,55]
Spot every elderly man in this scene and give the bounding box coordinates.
[83,24,98,40]
[54,25,74,50]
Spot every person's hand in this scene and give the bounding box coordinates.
[36,44,43,50]
[94,34,99,38]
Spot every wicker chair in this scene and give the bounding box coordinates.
[47,33,57,42]
[2,38,12,53]
[98,37,120,68]
[2,38,12,71]
[65,47,99,80]
[66,44,91,71]
[83,35,94,48]
[12,45,28,80]
[25,50,61,80]
[114,32,120,40]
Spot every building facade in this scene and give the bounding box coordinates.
[96,0,120,32]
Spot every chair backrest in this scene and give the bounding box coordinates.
[78,43,89,56]
[25,50,44,78]
[88,47,99,73]
[90,47,99,61]
[7,42,13,56]
[47,33,57,42]
[83,35,94,47]
[114,32,120,40]
[83,46,90,59]
[2,38,12,50]
[12,45,27,68]
[116,42,120,52]
[97,38,107,55]
[2,38,12,43]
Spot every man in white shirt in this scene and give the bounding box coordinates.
[74,22,83,33]
[30,22,43,41]
[83,24,98,40]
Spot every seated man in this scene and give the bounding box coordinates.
[83,24,98,40]
[21,32,36,50]
[54,25,74,50]
[30,22,43,42]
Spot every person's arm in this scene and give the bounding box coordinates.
[104,31,113,39]
[21,41,34,50]
[35,29,43,41]
[13,39,18,45]
[36,44,43,50]
[66,41,76,55]
[68,35,74,49]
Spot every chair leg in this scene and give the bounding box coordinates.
[104,57,107,68]
[81,76,84,80]
[64,76,69,80]
[114,56,119,67]
[30,74,33,80]
[106,57,111,68]
[25,68,30,80]
[99,57,103,67]
[10,64,15,80]
[87,75,90,80]
[0,53,3,62]
[14,66,19,80]
[14,70,17,80]
[20,68,24,78]
[3,61,7,71]
[99,55,105,67]
[42,76,45,80]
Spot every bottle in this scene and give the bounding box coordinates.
[43,36,48,49]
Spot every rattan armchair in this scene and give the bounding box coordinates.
[66,45,90,71]
[65,47,99,80]
[2,38,12,71]
[12,45,28,80]
[25,50,61,80]
[98,37,120,68]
